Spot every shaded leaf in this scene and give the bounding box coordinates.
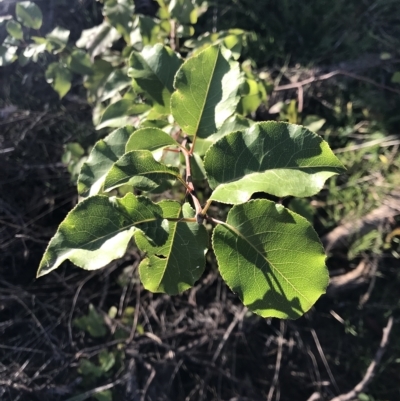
[194,114,254,156]
[6,20,23,40]
[97,99,150,130]
[136,201,208,294]
[171,45,241,138]
[16,1,42,29]
[94,391,112,401]
[83,59,114,102]
[67,49,93,75]
[169,0,197,24]
[78,126,134,197]
[104,0,134,42]
[45,62,72,98]
[37,193,166,277]
[212,199,328,319]
[74,304,108,338]
[99,69,132,102]
[204,121,345,204]
[128,44,182,113]
[46,26,70,54]
[104,150,184,192]
[76,21,121,60]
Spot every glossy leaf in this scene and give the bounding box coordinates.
[78,126,134,197]
[171,45,241,138]
[16,1,42,29]
[136,201,208,294]
[6,20,23,40]
[37,193,166,277]
[45,62,72,98]
[128,44,182,113]
[213,200,328,319]
[104,150,184,192]
[205,121,345,204]
[125,127,180,152]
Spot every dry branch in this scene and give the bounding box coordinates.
[322,190,400,254]
[329,316,394,401]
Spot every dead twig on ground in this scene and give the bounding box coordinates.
[329,316,394,401]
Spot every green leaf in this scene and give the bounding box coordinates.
[76,21,121,59]
[169,0,197,25]
[98,349,115,373]
[6,20,23,40]
[128,44,182,113]
[94,391,112,401]
[136,201,208,294]
[22,39,47,62]
[83,59,114,102]
[391,71,400,84]
[46,26,70,54]
[204,122,345,204]
[74,304,108,338]
[78,126,134,197]
[237,78,266,115]
[16,1,43,29]
[97,99,150,130]
[125,127,180,152]
[99,69,132,102]
[171,45,241,138]
[138,15,160,45]
[78,359,105,379]
[67,49,93,75]
[212,200,328,319]
[194,114,254,156]
[104,0,134,42]
[45,62,72,98]
[104,150,184,192]
[0,45,18,66]
[37,193,166,277]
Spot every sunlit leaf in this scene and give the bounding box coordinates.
[136,201,208,294]
[46,26,70,54]
[205,121,345,204]
[37,193,166,277]
[128,44,182,113]
[0,45,18,66]
[213,199,328,319]
[16,1,42,29]
[78,126,135,197]
[171,45,241,138]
